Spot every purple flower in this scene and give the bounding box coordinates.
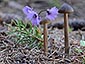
[46,7,58,21]
[23,6,41,26]
[30,13,41,26]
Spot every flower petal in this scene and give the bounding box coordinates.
[49,7,58,14]
[27,11,37,20]
[46,14,55,20]
[31,17,41,26]
[23,6,32,15]
[46,7,58,21]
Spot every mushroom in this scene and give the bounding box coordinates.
[40,18,50,55]
[58,3,74,55]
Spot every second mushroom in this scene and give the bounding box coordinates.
[58,3,74,55]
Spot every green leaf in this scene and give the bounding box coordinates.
[6,19,43,49]
[80,40,85,46]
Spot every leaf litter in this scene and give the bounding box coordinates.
[0,28,85,64]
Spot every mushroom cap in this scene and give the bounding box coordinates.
[58,3,74,13]
[40,18,50,24]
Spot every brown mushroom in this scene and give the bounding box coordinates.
[40,18,50,56]
[58,3,74,55]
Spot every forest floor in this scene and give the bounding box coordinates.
[0,0,85,64]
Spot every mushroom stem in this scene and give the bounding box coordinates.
[64,13,69,55]
[43,23,48,56]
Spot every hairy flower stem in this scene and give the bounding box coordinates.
[43,23,48,56]
[64,13,69,55]
[38,10,46,15]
